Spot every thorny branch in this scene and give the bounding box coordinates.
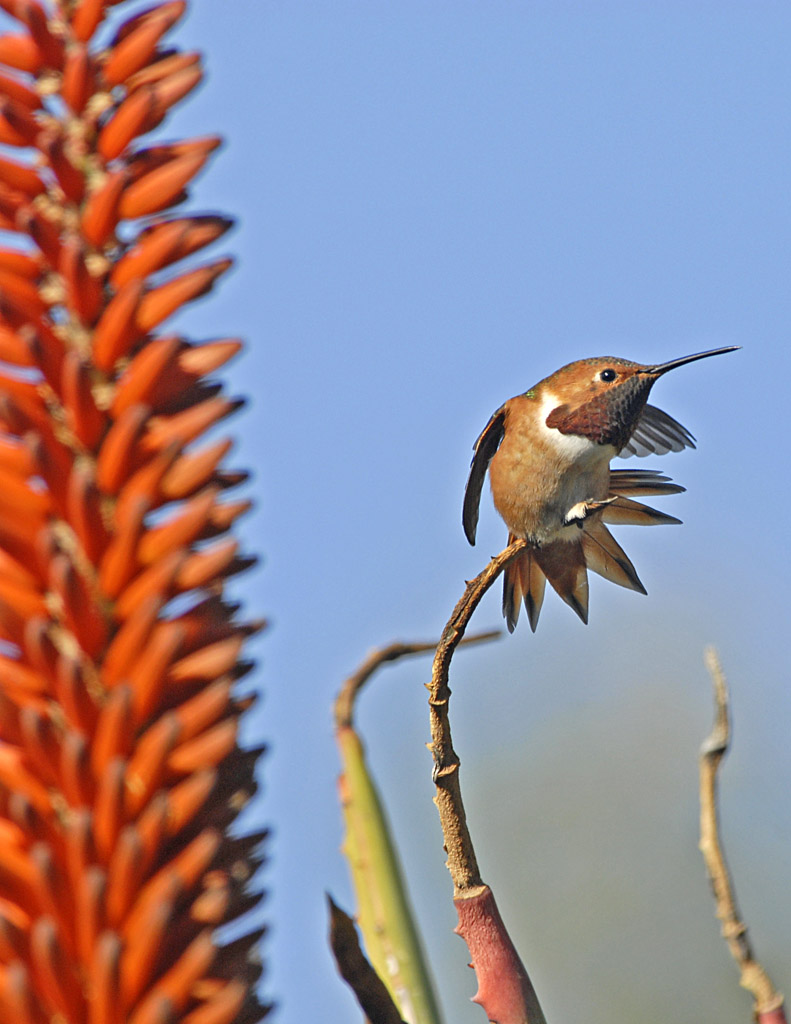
[700,648,786,1024]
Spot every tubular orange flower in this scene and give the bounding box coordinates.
[0,2,267,1023]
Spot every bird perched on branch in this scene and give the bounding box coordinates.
[463,346,737,631]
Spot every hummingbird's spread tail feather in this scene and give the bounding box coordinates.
[501,497,677,630]
[502,535,546,633]
[580,520,647,593]
[534,538,589,626]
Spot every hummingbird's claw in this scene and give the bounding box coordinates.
[564,497,617,528]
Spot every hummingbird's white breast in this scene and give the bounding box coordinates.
[536,392,603,462]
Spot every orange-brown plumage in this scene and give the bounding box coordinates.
[463,347,737,631]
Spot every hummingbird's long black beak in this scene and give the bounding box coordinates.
[641,346,740,376]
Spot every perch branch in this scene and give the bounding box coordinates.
[427,539,547,1024]
[699,648,786,1024]
[428,539,527,892]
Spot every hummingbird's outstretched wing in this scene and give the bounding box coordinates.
[619,404,696,458]
[463,406,506,545]
[608,469,686,496]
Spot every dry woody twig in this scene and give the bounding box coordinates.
[700,648,785,1024]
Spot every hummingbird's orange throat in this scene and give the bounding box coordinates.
[462,346,738,631]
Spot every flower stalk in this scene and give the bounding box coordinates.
[0,2,266,1021]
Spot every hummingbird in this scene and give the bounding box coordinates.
[462,346,738,632]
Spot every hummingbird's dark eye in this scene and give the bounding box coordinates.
[599,368,617,383]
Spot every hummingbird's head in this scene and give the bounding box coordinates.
[537,346,738,450]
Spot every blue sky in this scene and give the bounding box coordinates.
[86,4,791,1021]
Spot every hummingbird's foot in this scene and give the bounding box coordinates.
[564,498,617,528]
